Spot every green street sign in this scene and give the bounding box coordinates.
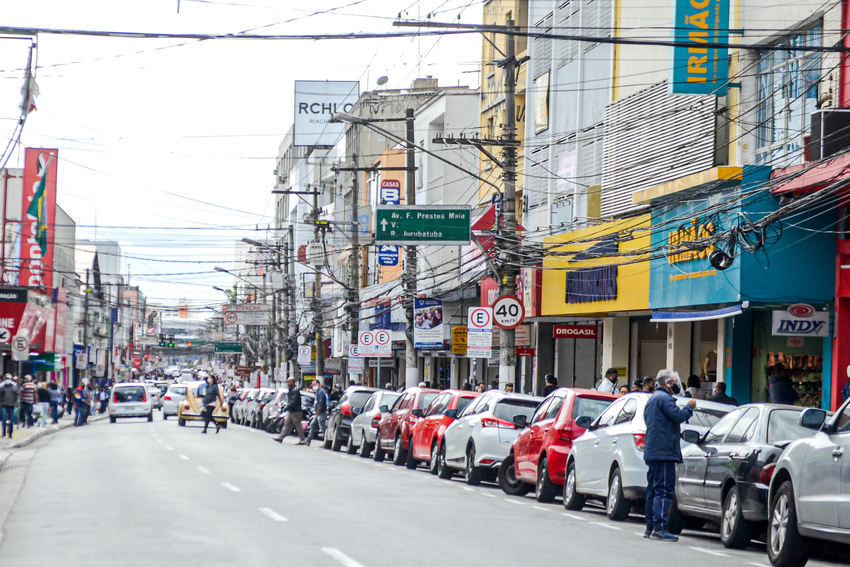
[214,342,243,353]
[192,340,207,346]
[375,205,471,245]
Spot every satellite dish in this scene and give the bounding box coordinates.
[377,76,389,86]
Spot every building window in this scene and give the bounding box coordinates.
[755,23,822,167]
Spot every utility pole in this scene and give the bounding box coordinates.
[404,107,418,388]
[348,153,360,386]
[497,19,519,391]
[82,268,90,385]
[312,185,325,381]
[286,224,296,381]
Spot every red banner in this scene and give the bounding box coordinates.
[20,148,58,291]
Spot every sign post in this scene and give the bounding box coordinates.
[214,342,243,354]
[375,205,471,245]
[467,307,493,359]
[11,335,28,362]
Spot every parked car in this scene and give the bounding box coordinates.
[347,390,402,457]
[177,381,228,427]
[374,387,440,467]
[439,390,543,484]
[766,399,850,567]
[233,388,259,425]
[161,383,188,420]
[500,388,617,500]
[671,404,819,548]
[246,388,275,428]
[564,392,731,521]
[108,383,153,423]
[410,390,480,473]
[324,386,379,451]
[261,388,289,431]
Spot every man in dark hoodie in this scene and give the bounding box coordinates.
[769,363,798,405]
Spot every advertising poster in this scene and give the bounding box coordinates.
[20,148,58,291]
[414,298,443,349]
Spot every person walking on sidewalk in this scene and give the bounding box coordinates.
[306,379,328,446]
[73,383,86,427]
[273,378,306,445]
[1,374,19,438]
[47,382,60,424]
[643,369,696,542]
[201,375,223,434]
[64,386,73,416]
[36,382,50,427]
[18,376,37,428]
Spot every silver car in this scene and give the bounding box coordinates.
[440,390,543,485]
[766,399,850,567]
[108,383,153,423]
[161,384,188,419]
[348,390,402,457]
[565,392,731,521]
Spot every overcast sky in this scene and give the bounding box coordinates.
[0,0,482,312]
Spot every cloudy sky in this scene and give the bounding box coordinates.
[0,0,482,312]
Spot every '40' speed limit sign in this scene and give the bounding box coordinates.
[492,295,525,329]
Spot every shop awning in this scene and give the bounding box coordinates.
[651,304,742,323]
[770,152,850,195]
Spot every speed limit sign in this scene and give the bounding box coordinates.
[493,295,525,329]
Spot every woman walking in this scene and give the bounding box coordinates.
[47,382,60,424]
[201,376,223,434]
[36,382,50,427]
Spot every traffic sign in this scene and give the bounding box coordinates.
[11,335,28,362]
[467,307,493,359]
[374,329,391,358]
[375,205,471,245]
[380,179,401,205]
[493,295,525,329]
[348,344,361,358]
[377,245,399,266]
[297,345,311,365]
[214,342,243,353]
[0,328,10,344]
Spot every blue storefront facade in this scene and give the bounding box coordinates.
[644,166,836,408]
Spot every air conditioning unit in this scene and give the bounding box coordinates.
[810,109,850,160]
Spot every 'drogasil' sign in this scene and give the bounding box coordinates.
[554,325,598,339]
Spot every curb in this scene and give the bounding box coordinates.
[4,414,109,450]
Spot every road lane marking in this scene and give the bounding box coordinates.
[748,563,770,567]
[165,446,174,451]
[689,547,729,558]
[591,522,621,531]
[562,513,585,521]
[504,499,527,505]
[196,467,210,474]
[479,492,496,498]
[322,547,367,567]
[221,482,241,492]
[178,454,189,460]
[463,487,475,492]
[259,508,287,522]
[531,505,551,512]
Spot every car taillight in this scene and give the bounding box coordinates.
[141,393,147,402]
[371,414,381,428]
[112,394,118,404]
[481,416,516,429]
[164,395,171,401]
[759,463,776,485]
[554,424,572,442]
[341,404,354,418]
[633,432,646,451]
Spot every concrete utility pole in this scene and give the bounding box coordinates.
[404,107,418,388]
[312,185,325,380]
[82,268,90,384]
[348,153,360,385]
[287,224,296,382]
[497,19,519,391]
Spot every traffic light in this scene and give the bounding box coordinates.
[186,341,193,348]
[159,339,166,347]
[167,340,174,348]
[143,354,150,360]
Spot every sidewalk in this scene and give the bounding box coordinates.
[0,411,107,453]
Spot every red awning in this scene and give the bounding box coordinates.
[771,152,850,195]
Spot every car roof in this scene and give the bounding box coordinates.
[482,390,543,402]
[113,382,145,388]
[346,386,379,393]
[550,387,618,399]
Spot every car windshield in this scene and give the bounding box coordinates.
[349,391,374,408]
[572,397,613,421]
[113,387,145,403]
[417,392,438,409]
[686,407,729,429]
[493,399,539,421]
[768,409,817,445]
[456,396,475,414]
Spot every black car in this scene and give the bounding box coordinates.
[671,403,818,548]
[323,386,378,451]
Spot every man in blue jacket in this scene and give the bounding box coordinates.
[643,370,696,542]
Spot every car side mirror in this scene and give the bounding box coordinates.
[799,408,827,431]
[352,407,362,416]
[411,408,423,417]
[513,414,528,428]
[681,429,702,444]
[444,409,458,419]
[380,405,389,413]
[575,415,592,430]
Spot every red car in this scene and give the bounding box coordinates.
[410,390,480,474]
[499,388,616,502]
[374,387,440,468]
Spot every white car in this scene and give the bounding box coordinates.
[146,386,163,410]
[440,390,543,485]
[108,383,153,423]
[349,390,403,457]
[161,384,188,419]
[564,392,731,521]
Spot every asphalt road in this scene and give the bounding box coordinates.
[1,417,848,567]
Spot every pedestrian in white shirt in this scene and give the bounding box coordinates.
[597,368,619,393]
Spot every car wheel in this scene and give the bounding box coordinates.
[437,443,453,479]
[346,435,358,455]
[372,438,386,462]
[667,496,686,535]
[405,437,418,470]
[563,460,585,511]
[606,466,631,521]
[359,433,373,459]
[499,453,531,496]
[768,481,809,567]
[465,444,483,486]
[331,429,344,452]
[178,418,186,426]
[536,457,558,504]
[392,435,407,466]
[147,413,153,422]
[429,441,440,475]
[322,421,334,449]
[109,416,116,424]
[721,485,752,549]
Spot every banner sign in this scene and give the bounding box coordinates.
[669,0,729,95]
[379,179,401,205]
[222,304,271,326]
[293,80,360,147]
[467,306,493,358]
[554,325,598,339]
[451,325,468,355]
[20,148,58,290]
[414,298,443,349]
[771,305,829,337]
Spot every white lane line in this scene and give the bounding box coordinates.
[196,467,210,474]
[178,454,189,460]
[463,487,475,492]
[748,563,770,567]
[504,499,527,505]
[479,492,497,498]
[531,505,552,512]
[689,547,729,558]
[258,508,287,522]
[322,547,367,567]
[562,513,586,521]
[591,522,621,531]
[165,446,174,451]
[220,482,241,492]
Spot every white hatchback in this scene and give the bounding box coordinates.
[162,384,188,419]
[108,383,153,423]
